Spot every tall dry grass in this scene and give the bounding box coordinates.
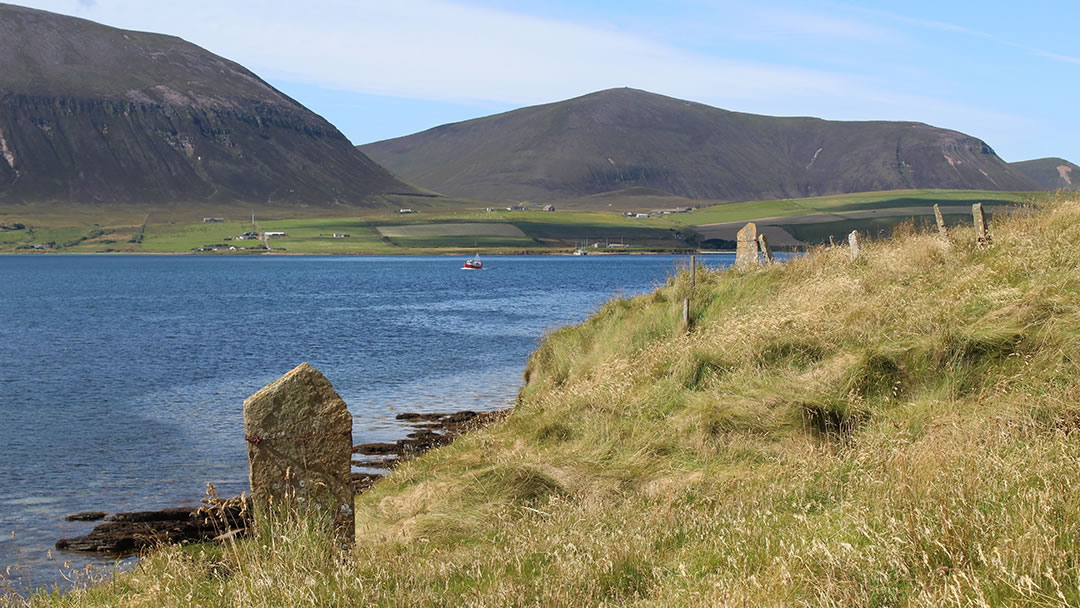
[19,195,1080,607]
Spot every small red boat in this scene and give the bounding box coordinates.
[463,255,482,270]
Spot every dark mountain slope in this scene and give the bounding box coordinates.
[360,88,1038,202]
[0,3,416,206]
[1009,157,1080,191]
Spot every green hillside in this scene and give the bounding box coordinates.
[23,194,1080,606]
[360,88,1039,203]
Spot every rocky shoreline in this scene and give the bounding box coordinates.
[55,408,509,556]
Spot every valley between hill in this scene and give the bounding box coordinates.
[0,189,1038,254]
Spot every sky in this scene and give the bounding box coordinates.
[11,0,1080,163]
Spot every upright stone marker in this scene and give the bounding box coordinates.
[758,233,774,264]
[244,362,354,544]
[848,230,860,260]
[735,222,760,268]
[972,203,991,248]
[933,204,948,238]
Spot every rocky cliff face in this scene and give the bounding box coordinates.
[0,3,415,206]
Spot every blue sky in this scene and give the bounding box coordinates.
[14,0,1080,163]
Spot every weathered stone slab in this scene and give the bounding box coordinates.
[972,203,991,247]
[735,222,760,268]
[244,362,353,544]
[757,233,774,264]
[933,204,948,237]
[848,230,860,260]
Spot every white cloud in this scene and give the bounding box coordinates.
[13,0,900,107]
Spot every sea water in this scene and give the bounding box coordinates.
[0,253,736,592]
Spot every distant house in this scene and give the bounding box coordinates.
[506,205,528,211]
[542,205,556,211]
[399,208,415,214]
[332,233,350,238]
[263,231,286,237]
[649,207,693,215]
[635,213,649,218]
[202,217,224,223]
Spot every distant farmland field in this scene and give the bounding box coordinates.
[376,223,527,238]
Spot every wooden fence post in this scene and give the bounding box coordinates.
[973,203,991,248]
[758,233,774,264]
[933,204,948,238]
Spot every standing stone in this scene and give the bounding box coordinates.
[735,223,760,268]
[244,362,354,544]
[933,204,948,238]
[757,233,774,264]
[972,203,991,248]
[848,230,860,260]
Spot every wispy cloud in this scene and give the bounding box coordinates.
[1029,49,1080,66]
[19,0,868,105]
[750,7,906,45]
[833,2,1080,68]
[829,3,975,35]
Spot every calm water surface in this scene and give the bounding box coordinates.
[0,254,735,592]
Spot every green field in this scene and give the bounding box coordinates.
[686,189,1035,225]
[0,189,1047,254]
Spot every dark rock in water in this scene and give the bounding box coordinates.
[395,412,447,422]
[56,497,249,555]
[64,511,106,521]
[442,411,480,424]
[57,508,208,554]
[353,442,402,455]
[109,508,200,523]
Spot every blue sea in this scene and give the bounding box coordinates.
[0,253,735,593]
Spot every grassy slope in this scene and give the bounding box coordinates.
[24,195,1080,606]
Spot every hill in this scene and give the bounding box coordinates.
[360,88,1039,203]
[0,3,417,207]
[1009,157,1080,190]
[30,195,1080,606]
